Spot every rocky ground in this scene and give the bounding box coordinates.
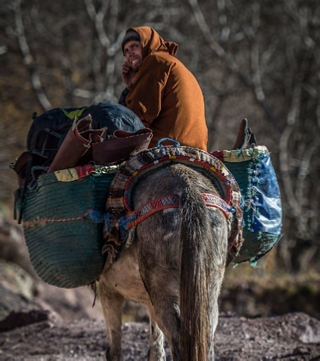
[1,310,320,360]
[1,214,320,360]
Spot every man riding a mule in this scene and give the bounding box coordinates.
[119,26,208,150]
[11,21,282,361]
[96,26,241,361]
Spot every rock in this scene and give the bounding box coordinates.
[215,312,320,360]
[0,259,36,301]
[0,214,104,324]
[0,213,36,278]
[284,312,320,344]
[0,260,37,322]
[0,309,56,332]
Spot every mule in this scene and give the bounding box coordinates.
[98,159,238,361]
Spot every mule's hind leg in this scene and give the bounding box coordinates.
[137,216,181,360]
[136,209,182,360]
[147,309,166,361]
[99,280,124,361]
[144,277,181,360]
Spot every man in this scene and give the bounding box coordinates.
[119,26,208,150]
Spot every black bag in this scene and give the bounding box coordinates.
[12,102,145,182]
[27,102,145,165]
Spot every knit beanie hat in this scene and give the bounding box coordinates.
[121,30,140,54]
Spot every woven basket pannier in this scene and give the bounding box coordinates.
[213,146,283,265]
[15,165,118,288]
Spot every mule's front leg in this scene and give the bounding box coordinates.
[99,280,124,361]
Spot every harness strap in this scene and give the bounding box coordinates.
[120,194,180,230]
[119,193,233,231]
[202,193,233,219]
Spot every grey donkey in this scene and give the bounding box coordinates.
[98,163,230,361]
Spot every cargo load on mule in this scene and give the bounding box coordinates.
[211,119,282,265]
[11,109,282,288]
[12,102,151,189]
[11,102,153,288]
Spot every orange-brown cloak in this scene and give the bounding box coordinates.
[124,26,208,150]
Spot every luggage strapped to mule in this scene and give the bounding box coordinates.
[11,102,153,223]
[11,115,282,288]
[212,119,283,265]
[14,164,119,288]
[12,102,145,181]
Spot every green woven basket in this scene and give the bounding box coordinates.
[215,146,282,265]
[16,165,118,288]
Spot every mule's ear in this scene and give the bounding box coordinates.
[232,118,257,150]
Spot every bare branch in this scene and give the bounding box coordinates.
[295,139,320,238]
[216,0,230,43]
[278,78,302,216]
[251,43,266,103]
[84,0,111,48]
[84,0,120,102]
[12,0,52,110]
[188,0,228,60]
[279,124,301,218]
[287,84,301,125]
[189,0,279,130]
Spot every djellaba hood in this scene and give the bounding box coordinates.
[124,26,178,60]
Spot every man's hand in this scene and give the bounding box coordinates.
[122,61,137,89]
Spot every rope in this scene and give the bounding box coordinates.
[23,210,90,228]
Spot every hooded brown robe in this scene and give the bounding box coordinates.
[122,26,208,150]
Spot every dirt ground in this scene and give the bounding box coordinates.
[1,310,320,361]
[1,214,320,360]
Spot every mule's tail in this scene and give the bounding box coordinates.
[180,186,227,361]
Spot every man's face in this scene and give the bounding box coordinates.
[123,40,143,72]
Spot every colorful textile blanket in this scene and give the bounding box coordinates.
[102,145,244,267]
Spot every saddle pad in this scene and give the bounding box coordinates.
[103,145,244,266]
